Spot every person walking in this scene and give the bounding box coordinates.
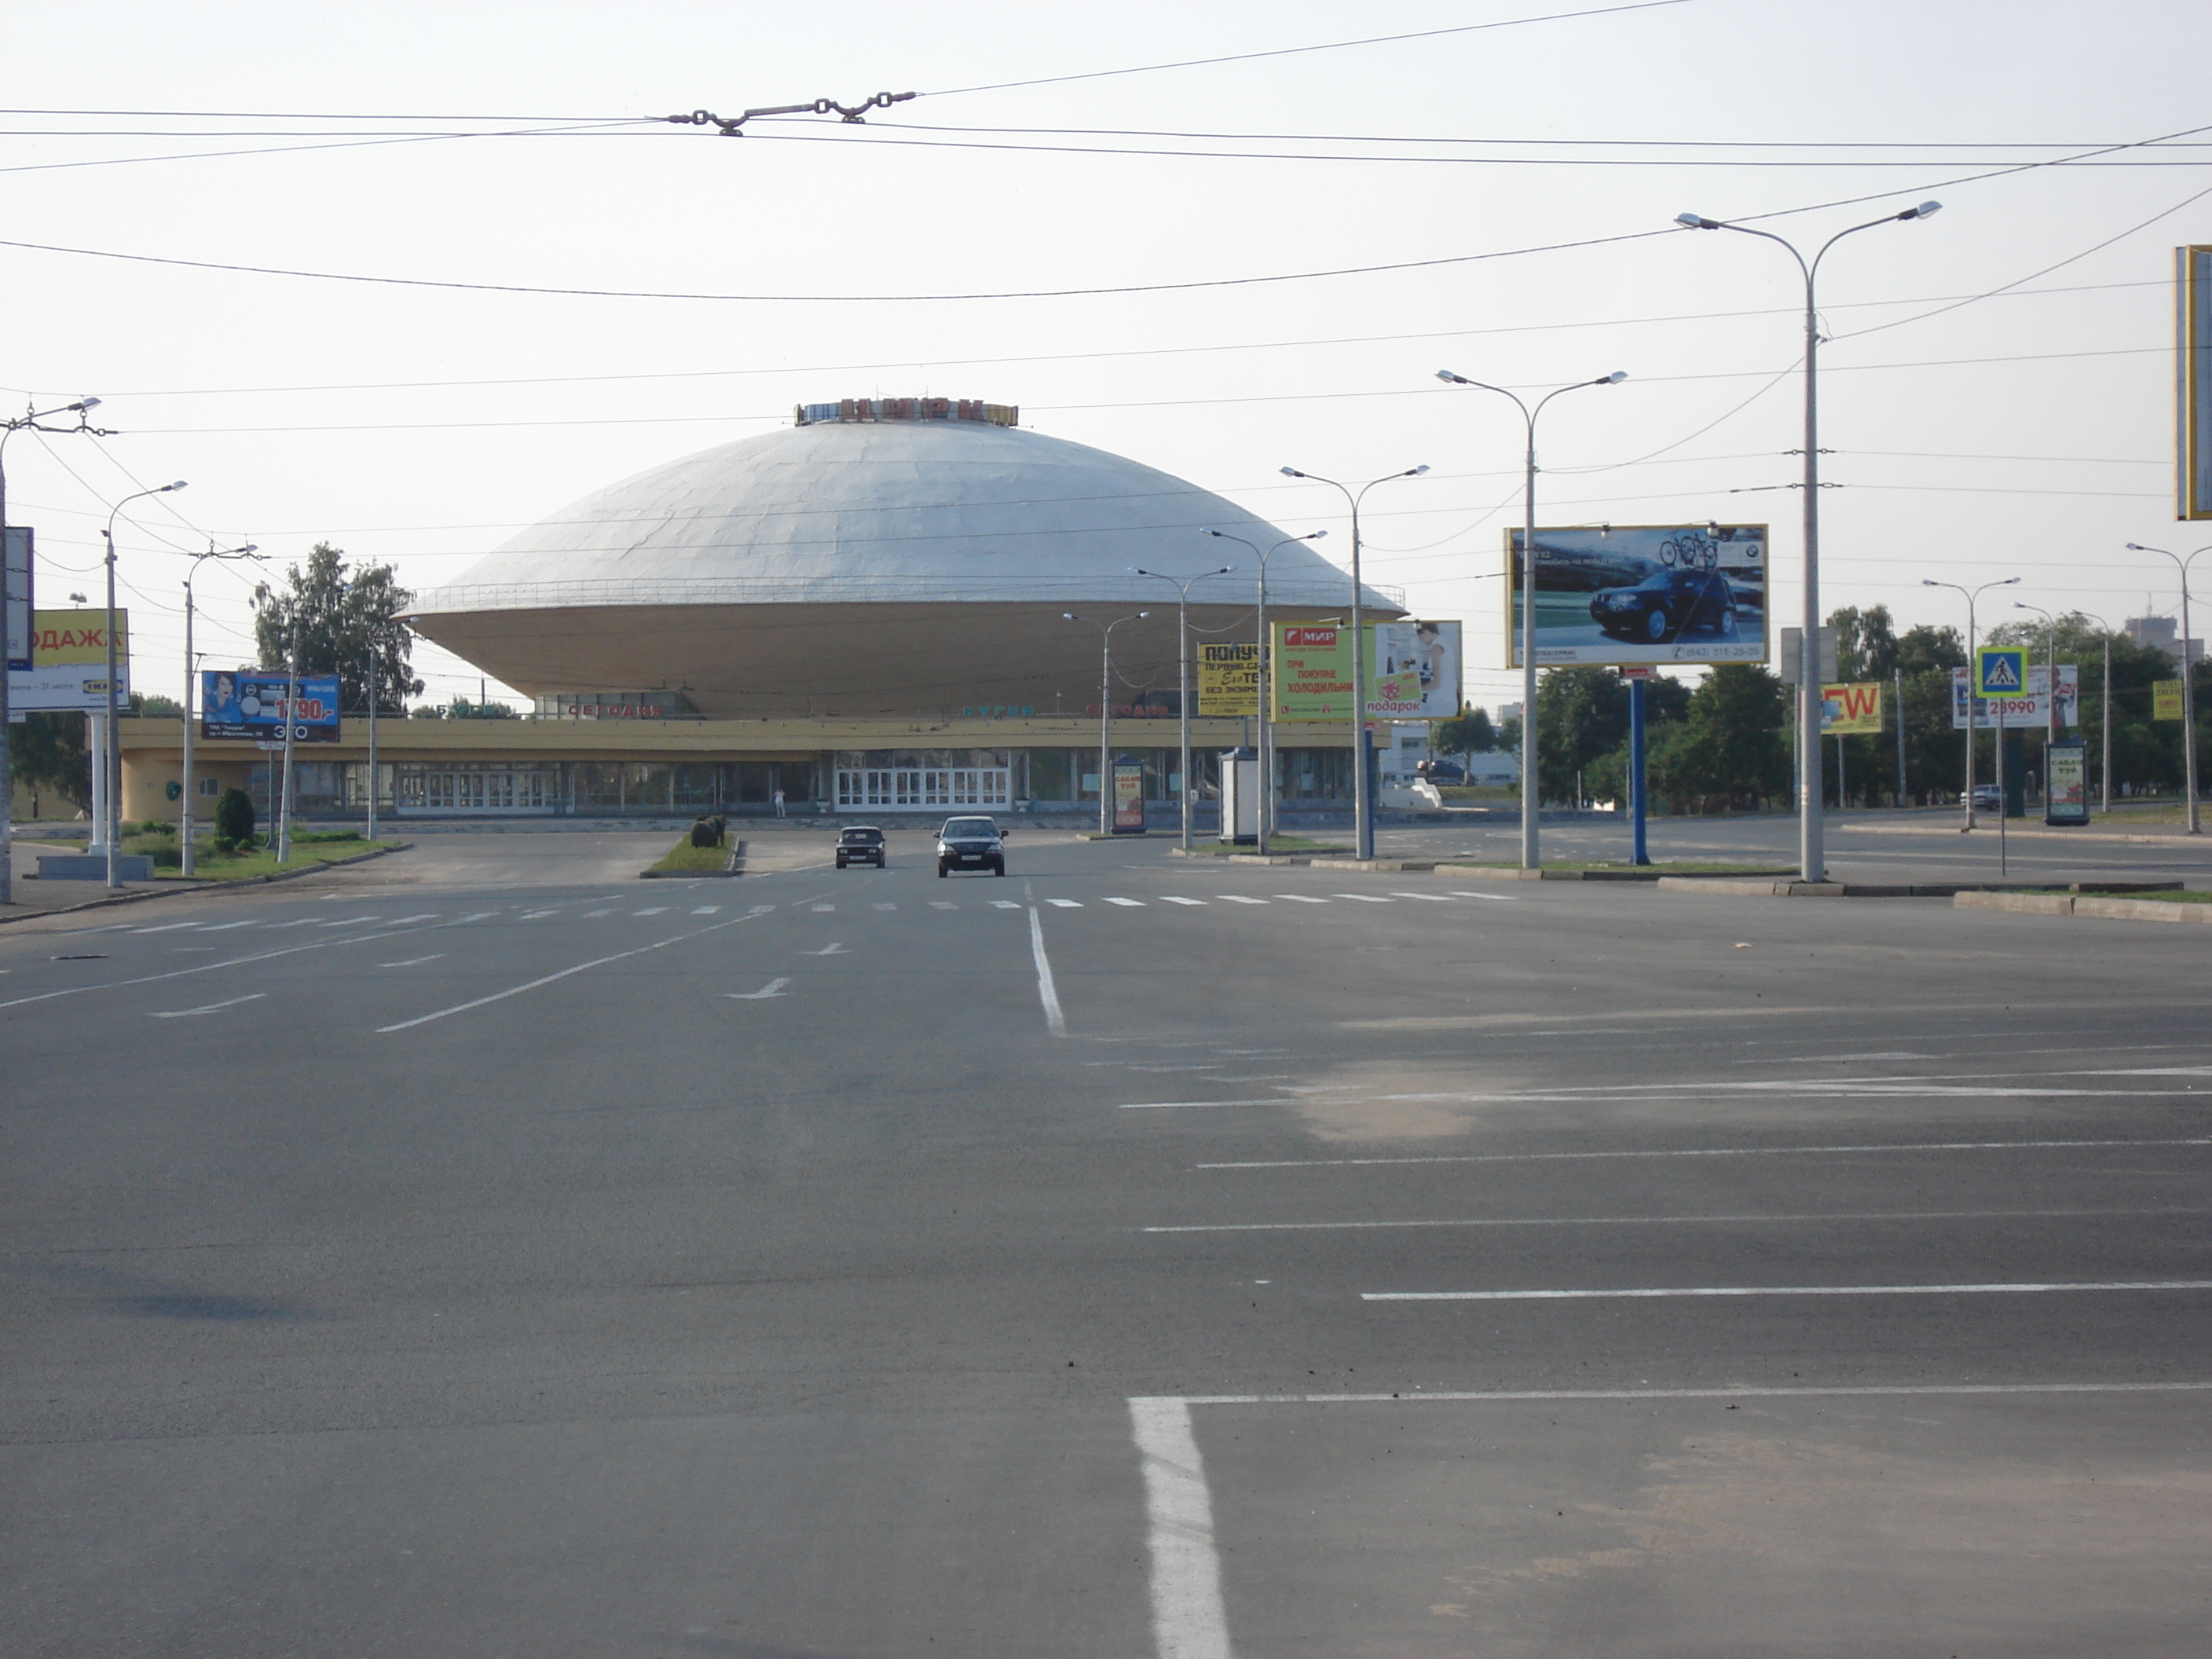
[772,786,786,819]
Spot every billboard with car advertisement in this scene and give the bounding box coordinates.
[1270,621,1462,722]
[1507,523,1767,667]
[8,607,128,711]
[200,669,341,742]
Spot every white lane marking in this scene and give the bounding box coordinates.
[129,921,202,935]
[1160,896,1208,906]
[1331,892,1393,903]
[1274,895,1328,903]
[2076,1066,2212,1077]
[1364,1280,2212,1302]
[262,917,324,929]
[1447,890,1519,903]
[456,910,500,924]
[1216,895,1268,905]
[1198,1135,2212,1170]
[323,916,380,928]
[372,900,819,1035]
[1387,891,1456,902]
[1028,905,1067,1038]
[195,919,261,932]
[583,908,616,917]
[633,906,668,916]
[389,913,439,925]
[1046,898,1083,908]
[1104,897,1145,906]
[727,977,791,1000]
[989,899,1022,910]
[378,954,445,969]
[1144,1207,2196,1234]
[1128,1397,1232,1659]
[1166,1380,2212,1407]
[806,942,847,955]
[811,904,836,913]
[149,992,266,1020]
[521,909,560,920]
[691,905,721,914]
[930,901,957,909]
[873,902,897,910]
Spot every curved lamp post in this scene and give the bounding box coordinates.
[1435,371,1624,868]
[1203,527,1327,854]
[101,481,187,888]
[1275,466,1428,860]
[1676,200,1943,881]
[1132,566,1236,849]
[2122,542,2208,834]
[1922,575,2019,830]
[182,540,261,875]
[1063,610,1150,835]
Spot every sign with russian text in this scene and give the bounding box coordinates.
[201,670,340,742]
[1273,624,1355,723]
[8,607,128,711]
[1199,641,1261,716]
[2045,738,2089,824]
[1111,760,1146,833]
[1368,621,1461,719]
[2154,679,2186,721]
[1819,683,1884,734]
[1950,665,2078,729]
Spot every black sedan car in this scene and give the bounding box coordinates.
[936,815,1006,877]
[1589,568,1742,645]
[835,826,887,868]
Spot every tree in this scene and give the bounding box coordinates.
[1495,714,1522,759]
[134,693,184,720]
[1645,664,1790,811]
[8,711,89,808]
[1831,604,1901,683]
[1535,666,1631,804]
[444,698,516,720]
[251,543,423,713]
[1434,705,1495,759]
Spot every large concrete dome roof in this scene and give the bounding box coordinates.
[412,416,1390,615]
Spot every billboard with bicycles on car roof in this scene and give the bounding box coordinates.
[1506,523,1767,667]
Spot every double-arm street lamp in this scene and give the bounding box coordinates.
[1062,610,1151,836]
[1203,526,1327,855]
[1675,200,1943,881]
[0,395,106,906]
[2122,542,2207,834]
[102,481,188,888]
[1922,575,2019,830]
[181,541,262,875]
[1132,565,1236,850]
[1435,371,1624,869]
[1275,466,1428,860]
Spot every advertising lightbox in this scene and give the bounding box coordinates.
[1507,523,1767,666]
[1269,621,1463,722]
[1820,683,1884,734]
[1198,642,1260,716]
[1949,665,2078,730]
[201,670,341,742]
[8,608,128,712]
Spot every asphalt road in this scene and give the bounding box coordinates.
[3,827,2209,1657]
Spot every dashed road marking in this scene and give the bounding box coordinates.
[1274,895,1329,904]
[378,954,445,969]
[633,906,668,916]
[727,977,792,1000]
[807,943,847,956]
[1365,1280,2212,1302]
[989,899,1023,910]
[691,905,722,914]
[1217,895,1268,905]
[1160,896,1207,906]
[1104,897,1145,906]
[1331,893,1393,903]
[1047,898,1083,908]
[149,992,266,1020]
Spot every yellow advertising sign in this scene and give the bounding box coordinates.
[1819,682,1883,734]
[1272,624,1356,722]
[1198,641,1260,716]
[33,608,127,666]
[2154,679,2186,721]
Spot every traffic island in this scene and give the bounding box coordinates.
[1956,888,2210,925]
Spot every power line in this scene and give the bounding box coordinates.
[921,2,1694,97]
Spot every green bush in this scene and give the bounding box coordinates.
[293,829,363,844]
[214,787,256,845]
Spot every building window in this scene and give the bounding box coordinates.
[199,776,221,797]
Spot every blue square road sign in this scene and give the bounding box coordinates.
[1975,647,2027,699]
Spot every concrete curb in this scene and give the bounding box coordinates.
[1955,890,2212,924]
[0,840,412,925]
[640,839,746,877]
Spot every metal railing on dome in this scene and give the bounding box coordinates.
[404,574,1408,614]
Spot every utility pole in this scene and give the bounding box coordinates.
[277,632,298,864]
[182,542,260,875]
[1894,665,1906,806]
[0,397,108,905]
[1132,566,1236,850]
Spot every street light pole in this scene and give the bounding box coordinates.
[1677,200,1943,881]
[1133,566,1236,850]
[1923,576,2019,831]
[1435,372,1624,870]
[101,480,187,888]
[1063,610,1149,835]
[1204,527,1327,855]
[0,396,106,906]
[182,541,260,876]
[2123,543,2208,834]
[2068,608,2117,813]
[1276,467,1429,861]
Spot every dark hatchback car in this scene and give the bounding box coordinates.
[835,826,886,869]
[1590,568,1742,645]
[936,815,1006,877]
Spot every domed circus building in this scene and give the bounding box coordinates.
[120,399,1404,822]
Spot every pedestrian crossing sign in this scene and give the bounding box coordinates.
[1975,647,2027,699]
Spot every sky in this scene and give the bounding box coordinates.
[5,0,2210,715]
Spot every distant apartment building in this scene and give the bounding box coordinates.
[2125,615,2204,666]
